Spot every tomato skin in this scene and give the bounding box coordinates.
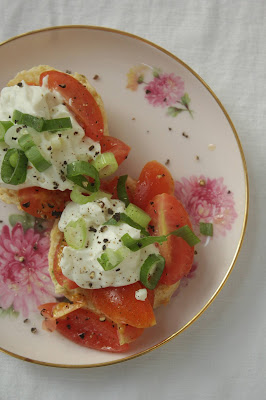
[146,193,194,285]
[100,176,134,203]
[91,282,156,328]
[133,161,174,210]
[18,187,71,219]
[39,303,143,349]
[53,240,79,290]
[40,70,104,142]
[100,136,131,165]
[56,308,129,353]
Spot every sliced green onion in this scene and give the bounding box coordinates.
[92,152,118,178]
[12,111,72,133]
[97,246,130,271]
[64,218,87,249]
[200,222,213,236]
[42,117,72,132]
[0,121,13,141]
[18,133,35,151]
[9,213,35,230]
[13,110,44,132]
[104,212,150,236]
[1,149,28,185]
[121,233,166,251]
[169,225,201,246]
[140,254,165,290]
[117,175,130,207]
[125,203,151,228]
[121,225,200,252]
[25,145,52,172]
[66,161,100,192]
[70,185,112,204]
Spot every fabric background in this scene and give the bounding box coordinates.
[0,1,265,399]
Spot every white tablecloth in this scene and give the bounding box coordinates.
[0,1,265,399]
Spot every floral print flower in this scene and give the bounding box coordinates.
[144,73,185,107]
[126,64,193,117]
[0,223,55,317]
[126,64,149,91]
[175,176,237,236]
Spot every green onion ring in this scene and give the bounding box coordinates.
[97,247,130,271]
[1,149,28,185]
[125,203,151,228]
[92,152,118,178]
[140,254,165,290]
[25,145,52,172]
[66,161,100,193]
[70,185,112,204]
[64,218,87,249]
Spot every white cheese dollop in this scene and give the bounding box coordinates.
[0,80,101,191]
[58,198,159,289]
[135,288,147,301]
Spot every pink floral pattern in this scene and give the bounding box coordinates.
[144,73,185,107]
[126,64,193,117]
[175,175,238,236]
[0,223,55,318]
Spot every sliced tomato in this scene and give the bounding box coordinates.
[100,176,134,203]
[39,302,143,350]
[53,240,79,290]
[100,136,131,165]
[56,308,129,353]
[18,187,71,220]
[146,193,194,285]
[40,70,104,142]
[133,161,174,209]
[91,282,156,328]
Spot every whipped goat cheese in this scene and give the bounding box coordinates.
[0,80,101,190]
[58,198,159,289]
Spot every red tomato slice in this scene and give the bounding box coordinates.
[146,193,194,285]
[56,308,129,353]
[100,136,131,165]
[133,161,174,209]
[91,282,156,328]
[18,187,71,220]
[53,240,79,290]
[40,70,104,142]
[100,176,134,203]
[39,303,143,349]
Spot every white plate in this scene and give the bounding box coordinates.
[0,26,248,367]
